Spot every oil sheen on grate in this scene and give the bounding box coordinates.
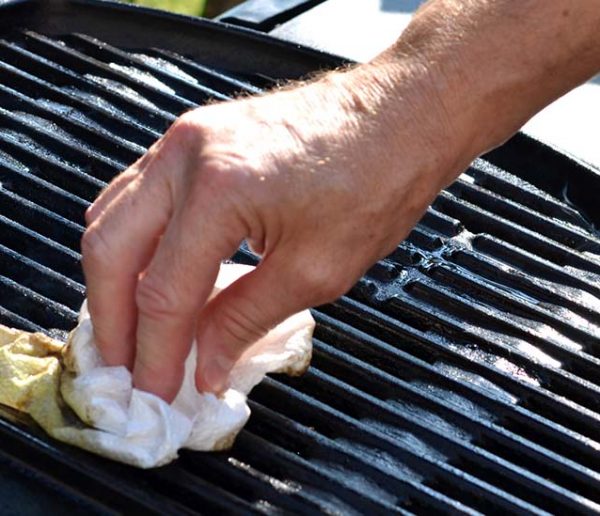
[0,29,599,515]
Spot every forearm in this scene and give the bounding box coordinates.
[399,0,600,147]
[321,0,600,190]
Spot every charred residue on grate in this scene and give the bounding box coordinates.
[0,27,598,515]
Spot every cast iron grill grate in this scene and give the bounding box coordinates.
[0,25,599,515]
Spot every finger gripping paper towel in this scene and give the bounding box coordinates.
[0,264,314,468]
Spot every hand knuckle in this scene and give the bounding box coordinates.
[298,263,347,303]
[84,204,96,226]
[199,159,246,194]
[136,276,179,320]
[134,349,162,377]
[81,226,112,271]
[319,282,347,304]
[215,305,267,356]
[170,111,202,145]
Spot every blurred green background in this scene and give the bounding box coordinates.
[122,0,244,17]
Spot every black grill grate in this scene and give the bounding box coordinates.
[0,23,600,515]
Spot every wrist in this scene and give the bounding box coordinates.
[326,56,474,194]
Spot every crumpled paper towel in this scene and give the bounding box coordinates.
[0,263,314,468]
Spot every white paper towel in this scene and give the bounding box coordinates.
[56,263,314,468]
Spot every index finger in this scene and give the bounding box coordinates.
[81,156,175,369]
[132,192,244,401]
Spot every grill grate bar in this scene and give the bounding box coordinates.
[468,159,595,231]
[309,331,600,494]
[303,344,600,507]
[420,207,463,238]
[0,305,41,332]
[238,241,600,469]
[0,214,82,280]
[328,296,600,445]
[233,427,412,514]
[393,280,600,407]
[0,106,126,178]
[473,234,600,298]
[246,399,478,514]
[149,48,263,96]
[0,161,88,224]
[0,131,105,200]
[447,177,600,253]
[386,299,599,439]
[388,224,600,349]
[360,230,600,392]
[184,441,401,514]
[0,81,144,163]
[0,59,161,147]
[22,32,197,114]
[435,191,600,276]
[0,243,83,310]
[423,262,600,357]
[141,466,259,515]
[0,195,82,262]
[443,248,600,325]
[313,310,600,504]
[0,39,176,136]
[247,432,404,512]
[0,275,77,330]
[180,453,330,514]
[258,375,550,513]
[65,34,231,103]
[0,446,115,516]
[262,372,600,513]
[0,414,206,515]
[399,267,600,371]
[0,188,83,251]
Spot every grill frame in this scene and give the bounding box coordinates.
[0,2,599,514]
[0,0,348,79]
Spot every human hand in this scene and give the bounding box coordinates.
[81,56,469,402]
[81,0,600,402]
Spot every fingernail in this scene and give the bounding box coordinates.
[202,355,234,394]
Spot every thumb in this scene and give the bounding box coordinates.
[195,256,312,394]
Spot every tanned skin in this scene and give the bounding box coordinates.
[82,0,600,401]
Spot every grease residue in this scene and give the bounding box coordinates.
[84,75,159,110]
[108,63,175,94]
[313,453,400,506]
[131,54,199,84]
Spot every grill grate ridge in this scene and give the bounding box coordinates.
[0,59,162,146]
[21,32,198,114]
[257,375,557,513]
[323,296,600,446]
[246,399,477,514]
[449,174,600,252]
[64,33,232,102]
[273,368,600,512]
[309,332,600,494]
[468,159,597,231]
[434,191,600,275]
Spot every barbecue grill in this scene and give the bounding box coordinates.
[1,0,600,513]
